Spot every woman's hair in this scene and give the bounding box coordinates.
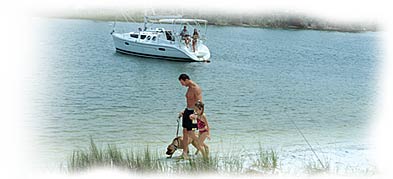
[195,100,204,114]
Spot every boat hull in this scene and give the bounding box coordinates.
[112,33,209,62]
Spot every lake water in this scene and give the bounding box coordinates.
[28,18,380,173]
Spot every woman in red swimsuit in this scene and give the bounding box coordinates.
[190,100,210,154]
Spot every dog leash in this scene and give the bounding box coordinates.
[176,116,181,137]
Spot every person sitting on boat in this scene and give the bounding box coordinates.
[192,28,199,52]
[180,26,190,48]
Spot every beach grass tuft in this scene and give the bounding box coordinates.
[305,159,330,175]
[248,145,279,174]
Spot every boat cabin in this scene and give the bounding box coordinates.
[128,28,175,43]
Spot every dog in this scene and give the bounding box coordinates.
[166,136,199,158]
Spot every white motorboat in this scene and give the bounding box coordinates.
[111,16,211,62]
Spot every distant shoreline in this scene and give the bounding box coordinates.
[39,9,378,33]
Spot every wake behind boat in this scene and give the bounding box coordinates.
[111,16,211,62]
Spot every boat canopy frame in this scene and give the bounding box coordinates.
[145,16,209,42]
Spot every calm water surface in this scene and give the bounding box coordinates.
[29,18,380,173]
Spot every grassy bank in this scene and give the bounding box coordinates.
[66,138,376,175]
[40,8,377,33]
[67,138,279,174]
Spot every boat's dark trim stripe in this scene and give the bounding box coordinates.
[115,48,196,62]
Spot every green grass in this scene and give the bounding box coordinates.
[67,138,279,174]
[305,160,330,175]
[255,148,279,172]
[66,138,375,176]
[68,138,220,173]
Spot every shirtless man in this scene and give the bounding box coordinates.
[178,74,207,159]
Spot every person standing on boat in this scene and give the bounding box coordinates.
[178,74,207,159]
[192,28,199,52]
[180,26,190,48]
